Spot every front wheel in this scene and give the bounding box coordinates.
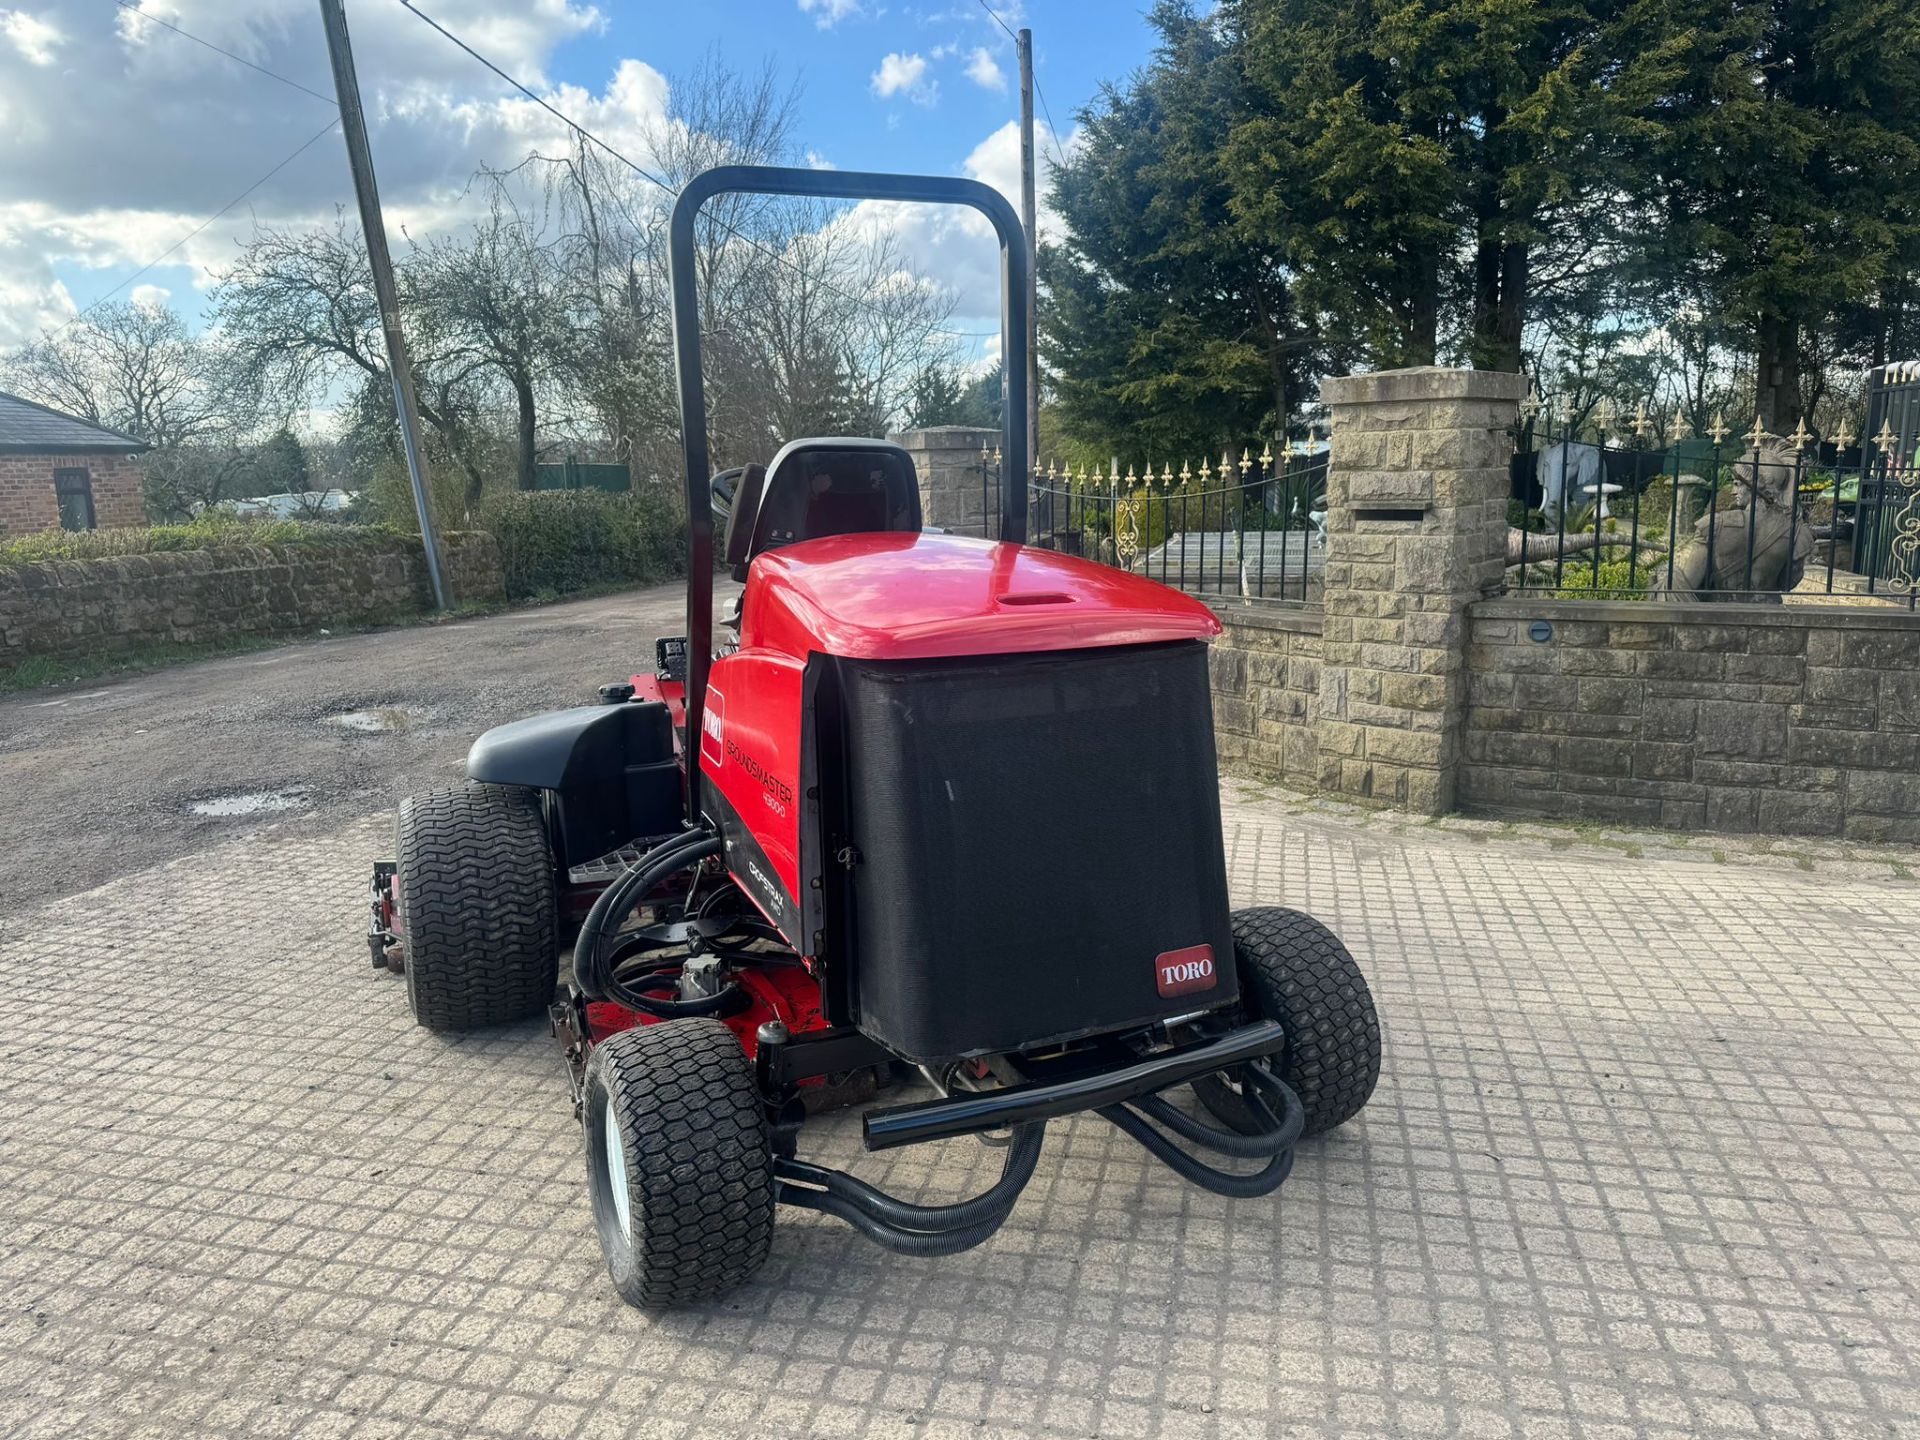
[1195,907,1381,1137]
[583,1018,776,1309]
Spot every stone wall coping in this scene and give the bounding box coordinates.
[1321,366,1529,406]
[1209,599,1324,635]
[888,426,999,448]
[1473,596,1920,632]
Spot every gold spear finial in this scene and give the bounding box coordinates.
[1593,397,1615,435]
[980,441,990,462]
[1555,394,1573,428]
[1832,419,1855,452]
[1671,412,1692,442]
[1520,386,1542,421]
[1259,442,1274,467]
[1744,415,1769,450]
[1158,460,1172,486]
[1873,418,1898,453]
[1632,403,1652,441]
[1707,413,1729,445]
[1788,417,1813,450]
[1237,450,1252,477]
[1199,457,1213,482]
[1125,462,1137,485]
[1179,460,1193,485]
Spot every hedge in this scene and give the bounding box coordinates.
[476,485,687,601]
[0,513,405,571]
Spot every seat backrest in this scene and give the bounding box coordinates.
[746,439,921,565]
[722,463,767,579]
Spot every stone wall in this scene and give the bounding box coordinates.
[1462,598,1920,842]
[1210,604,1323,790]
[0,452,145,536]
[890,425,1000,537]
[0,532,503,672]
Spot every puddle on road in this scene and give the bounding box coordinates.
[189,791,310,818]
[326,707,413,734]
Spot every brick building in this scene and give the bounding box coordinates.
[0,390,149,538]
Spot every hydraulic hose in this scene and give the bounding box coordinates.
[775,1122,1044,1254]
[777,1123,1043,1231]
[1099,1063,1307,1199]
[1101,1103,1296,1198]
[777,1185,1013,1256]
[572,830,722,1003]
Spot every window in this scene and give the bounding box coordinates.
[54,468,95,531]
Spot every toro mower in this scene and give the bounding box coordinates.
[367,165,1380,1308]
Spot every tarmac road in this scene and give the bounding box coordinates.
[0,581,694,915]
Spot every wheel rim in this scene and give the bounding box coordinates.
[601,1092,633,1240]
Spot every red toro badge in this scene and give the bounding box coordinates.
[1155,944,1218,997]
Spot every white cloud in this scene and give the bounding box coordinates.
[831,117,1080,338]
[871,51,937,106]
[798,0,861,27]
[963,46,1005,92]
[1,8,61,65]
[129,283,173,309]
[0,0,646,347]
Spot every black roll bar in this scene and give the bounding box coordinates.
[668,165,1030,815]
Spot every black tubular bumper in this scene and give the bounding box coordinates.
[860,1020,1286,1151]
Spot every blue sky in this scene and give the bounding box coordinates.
[3,1,1167,358]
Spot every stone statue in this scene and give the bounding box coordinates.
[1652,441,1811,602]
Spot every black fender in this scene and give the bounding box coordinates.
[468,703,682,867]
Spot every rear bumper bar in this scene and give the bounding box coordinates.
[860,1020,1285,1151]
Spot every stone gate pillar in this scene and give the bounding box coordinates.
[888,425,1001,537]
[1315,366,1524,814]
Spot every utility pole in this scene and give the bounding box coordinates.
[1017,28,1039,495]
[318,0,449,611]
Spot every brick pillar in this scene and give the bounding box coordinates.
[887,426,1001,537]
[1314,366,1524,814]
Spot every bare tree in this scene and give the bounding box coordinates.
[214,214,498,510]
[412,169,578,490]
[2,301,230,450]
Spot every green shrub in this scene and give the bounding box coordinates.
[476,484,687,601]
[0,512,404,570]
[1548,554,1651,599]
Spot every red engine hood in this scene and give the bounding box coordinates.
[740,531,1222,662]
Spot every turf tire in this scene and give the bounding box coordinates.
[396,782,557,1032]
[1195,906,1381,1137]
[583,1019,776,1309]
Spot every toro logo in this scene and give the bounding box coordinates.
[1155,944,1218,998]
[700,687,725,768]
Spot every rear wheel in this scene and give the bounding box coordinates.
[583,1019,776,1308]
[1195,906,1380,1137]
[395,782,557,1031]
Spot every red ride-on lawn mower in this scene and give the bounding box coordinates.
[367,165,1380,1308]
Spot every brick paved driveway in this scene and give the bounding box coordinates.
[3,785,1918,1439]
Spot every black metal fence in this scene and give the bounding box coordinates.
[975,446,1330,603]
[1510,396,1919,607]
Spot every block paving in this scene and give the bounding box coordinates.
[2,786,1917,1438]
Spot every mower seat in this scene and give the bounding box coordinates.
[739,438,921,573]
[722,464,768,582]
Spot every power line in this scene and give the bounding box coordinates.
[393,0,1001,343]
[113,0,338,107]
[53,117,343,329]
[974,0,1019,42]
[973,1,1071,171]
